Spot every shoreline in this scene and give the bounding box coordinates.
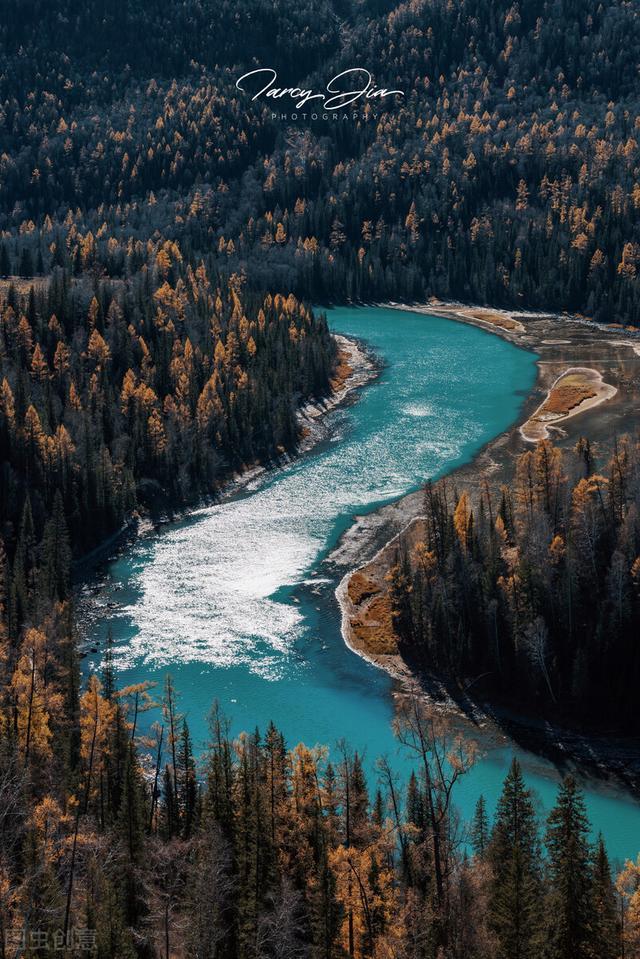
[333,299,640,792]
[75,331,380,592]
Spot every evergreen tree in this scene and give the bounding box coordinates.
[117,742,146,864]
[544,776,593,959]
[234,732,264,956]
[102,628,116,703]
[488,758,542,959]
[205,703,235,840]
[0,241,11,276]
[161,765,178,840]
[471,795,489,859]
[177,718,198,838]
[116,743,148,929]
[11,496,37,623]
[41,491,71,601]
[87,863,137,959]
[590,835,619,959]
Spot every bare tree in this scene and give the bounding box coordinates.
[524,616,556,703]
[256,880,308,959]
[146,838,190,959]
[184,824,235,959]
[376,756,412,885]
[0,751,28,955]
[393,695,477,918]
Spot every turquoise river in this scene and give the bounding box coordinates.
[79,306,640,865]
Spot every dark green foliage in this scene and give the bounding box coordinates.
[470,795,489,860]
[590,835,620,959]
[0,2,635,954]
[177,720,198,839]
[488,759,541,959]
[543,776,594,959]
[389,439,640,727]
[2,0,640,322]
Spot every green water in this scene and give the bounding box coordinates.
[79,306,640,865]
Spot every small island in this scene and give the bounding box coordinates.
[521,367,617,442]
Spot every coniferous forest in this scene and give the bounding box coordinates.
[387,437,640,727]
[2,0,640,955]
[1,0,640,319]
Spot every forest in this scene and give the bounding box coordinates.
[2,0,640,954]
[1,0,640,319]
[2,658,640,959]
[386,436,640,727]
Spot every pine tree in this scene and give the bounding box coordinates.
[116,743,148,927]
[234,732,263,956]
[262,720,287,867]
[204,701,235,839]
[18,247,33,278]
[488,758,542,959]
[12,496,37,623]
[471,795,489,859]
[177,718,198,838]
[544,775,593,959]
[0,242,11,277]
[41,490,71,601]
[102,628,116,702]
[406,771,425,837]
[161,765,178,839]
[590,835,619,959]
[350,751,369,844]
[88,866,137,959]
[162,674,182,826]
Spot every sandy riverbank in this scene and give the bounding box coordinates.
[330,300,640,787]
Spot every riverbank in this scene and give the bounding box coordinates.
[296,334,380,454]
[217,333,379,498]
[76,332,379,597]
[333,299,640,792]
[332,295,640,576]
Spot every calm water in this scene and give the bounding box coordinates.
[79,306,640,864]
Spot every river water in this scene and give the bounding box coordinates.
[79,306,640,864]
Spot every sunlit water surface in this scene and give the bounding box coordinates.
[79,307,640,864]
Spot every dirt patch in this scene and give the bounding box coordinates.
[540,374,597,414]
[464,309,525,333]
[329,348,354,392]
[349,591,398,655]
[347,571,381,605]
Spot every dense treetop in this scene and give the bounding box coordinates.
[387,436,640,728]
[2,0,640,319]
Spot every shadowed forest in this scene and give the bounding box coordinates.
[388,437,640,727]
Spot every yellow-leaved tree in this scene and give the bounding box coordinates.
[11,627,60,766]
